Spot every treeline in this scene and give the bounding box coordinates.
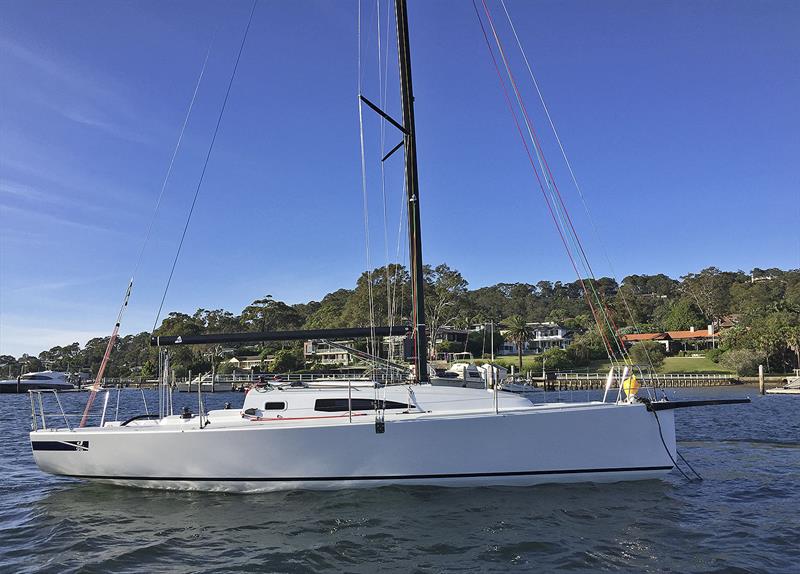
[2,265,798,378]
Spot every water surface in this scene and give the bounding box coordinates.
[1,387,797,573]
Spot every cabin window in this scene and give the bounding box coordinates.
[264,402,286,410]
[314,398,409,412]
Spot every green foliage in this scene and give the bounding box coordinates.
[719,349,763,376]
[303,289,353,329]
[269,349,303,373]
[216,361,237,375]
[437,340,459,353]
[567,328,607,366]
[629,341,666,369]
[464,329,505,359]
[7,264,799,378]
[541,347,571,370]
[140,359,156,379]
[425,263,468,357]
[722,309,799,372]
[504,315,533,371]
[706,348,724,363]
[241,295,303,332]
[341,264,411,327]
[661,298,706,331]
[680,267,744,321]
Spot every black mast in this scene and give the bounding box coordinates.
[395,0,428,383]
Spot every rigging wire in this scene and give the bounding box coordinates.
[358,0,379,357]
[479,1,666,401]
[471,0,618,368]
[496,1,639,368]
[479,0,625,368]
[152,0,258,333]
[497,0,666,396]
[377,0,393,332]
[133,28,218,282]
[79,26,217,423]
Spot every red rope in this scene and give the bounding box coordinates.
[478,1,629,361]
[473,0,616,359]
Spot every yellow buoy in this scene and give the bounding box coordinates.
[622,374,640,398]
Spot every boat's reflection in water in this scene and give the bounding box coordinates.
[34,479,685,572]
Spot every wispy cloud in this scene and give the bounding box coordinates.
[0,177,127,215]
[0,180,55,203]
[0,142,151,213]
[6,274,120,295]
[0,36,153,144]
[0,203,123,235]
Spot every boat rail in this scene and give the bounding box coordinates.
[29,388,152,432]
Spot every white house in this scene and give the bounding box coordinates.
[303,340,354,366]
[499,322,572,355]
[226,355,265,370]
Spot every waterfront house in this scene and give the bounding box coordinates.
[434,326,469,348]
[226,355,265,370]
[664,326,718,352]
[499,322,573,355]
[620,326,718,353]
[303,340,354,366]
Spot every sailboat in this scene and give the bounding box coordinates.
[29,0,747,492]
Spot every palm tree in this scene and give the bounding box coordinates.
[505,315,532,373]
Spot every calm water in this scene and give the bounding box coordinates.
[1,387,798,573]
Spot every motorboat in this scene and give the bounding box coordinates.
[1,371,75,393]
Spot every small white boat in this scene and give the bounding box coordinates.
[500,380,544,393]
[434,362,489,389]
[432,362,509,390]
[0,371,75,394]
[766,377,800,395]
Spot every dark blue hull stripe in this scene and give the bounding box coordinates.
[32,441,89,451]
[64,465,673,482]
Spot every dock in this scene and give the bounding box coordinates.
[540,372,739,391]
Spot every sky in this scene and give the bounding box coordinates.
[1,0,798,358]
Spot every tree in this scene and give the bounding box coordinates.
[504,315,532,372]
[629,341,665,370]
[424,263,468,358]
[152,313,205,377]
[680,267,745,322]
[466,286,508,322]
[567,329,606,366]
[783,324,800,370]
[18,354,43,374]
[340,264,411,327]
[270,349,303,373]
[304,289,353,329]
[241,295,303,333]
[541,347,572,371]
[193,308,240,333]
[661,298,706,331]
[720,349,763,376]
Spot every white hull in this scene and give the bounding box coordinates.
[31,387,675,492]
[765,388,800,395]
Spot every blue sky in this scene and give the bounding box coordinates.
[1,0,798,357]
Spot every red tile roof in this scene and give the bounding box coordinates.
[666,329,716,340]
[620,333,666,342]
